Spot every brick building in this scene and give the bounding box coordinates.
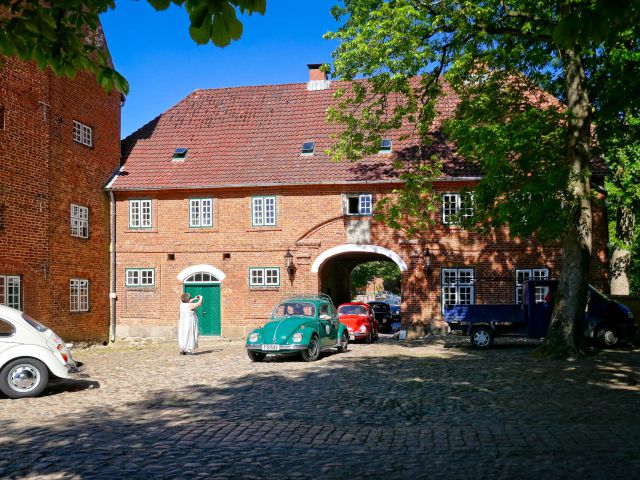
[0,41,121,341]
[108,66,607,339]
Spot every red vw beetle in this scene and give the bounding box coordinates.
[337,302,379,343]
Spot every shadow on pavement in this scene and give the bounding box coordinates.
[1,347,639,479]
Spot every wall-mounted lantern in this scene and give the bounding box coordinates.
[284,248,296,278]
[423,248,433,276]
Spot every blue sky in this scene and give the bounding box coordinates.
[101,1,341,138]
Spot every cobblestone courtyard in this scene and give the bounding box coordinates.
[1,336,639,479]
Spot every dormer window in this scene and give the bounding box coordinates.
[173,148,188,160]
[301,141,315,155]
[379,138,392,153]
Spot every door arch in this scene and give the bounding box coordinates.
[311,244,408,273]
[177,265,224,336]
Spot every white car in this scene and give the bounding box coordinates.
[0,305,87,398]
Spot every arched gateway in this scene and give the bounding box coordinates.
[311,244,407,306]
[176,264,225,336]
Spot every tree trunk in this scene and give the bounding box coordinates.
[610,206,635,295]
[538,48,593,357]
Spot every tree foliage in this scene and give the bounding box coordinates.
[0,0,267,93]
[351,261,401,293]
[326,0,640,356]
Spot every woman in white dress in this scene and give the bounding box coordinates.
[179,293,202,355]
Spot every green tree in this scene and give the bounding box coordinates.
[351,261,401,294]
[326,0,640,357]
[0,0,267,93]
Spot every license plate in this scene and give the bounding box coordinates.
[263,344,280,351]
[349,334,355,341]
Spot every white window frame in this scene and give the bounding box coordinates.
[70,203,89,238]
[70,279,89,312]
[252,196,277,226]
[345,194,373,215]
[442,192,474,225]
[129,199,153,228]
[72,120,93,147]
[249,268,280,287]
[125,268,155,287]
[441,268,475,313]
[515,268,549,304]
[0,275,21,310]
[189,198,213,227]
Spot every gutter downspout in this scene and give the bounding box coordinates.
[109,190,116,342]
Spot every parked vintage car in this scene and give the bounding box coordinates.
[0,305,87,398]
[246,295,349,362]
[367,301,394,333]
[337,302,379,343]
[387,297,401,322]
[445,280,636,349]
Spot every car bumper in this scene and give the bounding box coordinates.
[348,332,369,340]
[246,344,307,352]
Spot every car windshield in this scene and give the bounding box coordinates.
[338,305,367,316]
[370,303,389,312]
[274,302,316,317]
[21,313,48,333]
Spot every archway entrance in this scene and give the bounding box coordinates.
[312,244,407,305]
[177,265,225,336]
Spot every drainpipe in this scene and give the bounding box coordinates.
[109,190,117,342]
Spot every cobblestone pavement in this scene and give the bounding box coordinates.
[1,335,639,479]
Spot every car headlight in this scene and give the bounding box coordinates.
[292,332,303,343]
[249,333,259,343]
[359,325,367,333]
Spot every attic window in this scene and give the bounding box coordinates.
[301,141,315,155]
[380,138,392,153]
[173,148,188,160]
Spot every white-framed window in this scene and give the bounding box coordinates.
[441,268,475,313]
[129,199,152,228]
[442,192,474,225]
[249,268,280,287]
[189,198,213,227]
[345,194,373,215]
[72,120,92,147]
[515,268,549,304]
[0,275,20,310]
[252,196,276,226]
[70,279,89,312]
[125,269,155,287]
[70,204,89,238]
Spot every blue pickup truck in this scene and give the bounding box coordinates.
[444,280,636,349]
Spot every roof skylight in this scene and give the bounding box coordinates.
[172,147,188,160]
[380,139,392,153]
[301,141,315,155]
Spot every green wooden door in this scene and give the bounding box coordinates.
[184,283,221,336]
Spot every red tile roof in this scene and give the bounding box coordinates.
[111,80,476,191]
[111,79,605,191]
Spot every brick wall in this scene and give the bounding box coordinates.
[113,181,608,338]
[0,57,121,341]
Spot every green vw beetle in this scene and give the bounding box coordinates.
[246,295,349,362]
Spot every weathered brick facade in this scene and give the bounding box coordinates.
[110,69,608,339]
[112,182,608,338]
[0,56,121,341]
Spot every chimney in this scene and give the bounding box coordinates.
[307,63,330,91]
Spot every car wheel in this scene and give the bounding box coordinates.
[596,326,619,348]
[0,358,49,399]
[301,336,320,362]
[247,350,266,362]
[337,332,349,353]
[470,328,493,349]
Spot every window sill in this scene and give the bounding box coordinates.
[184,228,219,233]
[249,286,281,291]
[126,228,157,233]
[125,287,156,291]
[246,227,282,232]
